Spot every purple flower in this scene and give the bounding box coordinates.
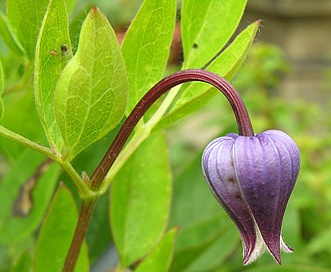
[202,129,300,265]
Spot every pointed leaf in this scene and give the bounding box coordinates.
[0,12,25,57]
[34,0,72,152]
[136,228,178,272]
[181,0,246,69]
[110,131,172,267]
[34,184,89,272]
[154,21,260,131]
[54,7,128,160]
[121,0,176,114]
[0,150,60,244]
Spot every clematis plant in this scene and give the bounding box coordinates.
[0,0,301,270]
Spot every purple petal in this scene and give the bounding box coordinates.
[233,130,300,263]
[202,136,258,263]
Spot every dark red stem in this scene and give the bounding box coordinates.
[90,69,253,190]
[63,198,97,272]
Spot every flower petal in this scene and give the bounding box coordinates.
[233,130,299,264]
[202,136,258,263]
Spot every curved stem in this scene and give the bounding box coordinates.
[90,69,253,190]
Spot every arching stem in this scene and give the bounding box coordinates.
[90,69,254,191]
[63,69,254,271]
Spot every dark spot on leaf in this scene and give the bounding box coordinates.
[193,43,198,49]
[61,44,68,57]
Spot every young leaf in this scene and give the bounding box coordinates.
[34,0,72,153]
[110,131,172,267]
[135,228,178,272]
[34,184,89,272]
[54,7,128,160]
[0,12,25,57]
[0,150,60,244]
[0,59,3,120]
[121,0,176,114]
[154,21,260,131]
[181,0,246,69]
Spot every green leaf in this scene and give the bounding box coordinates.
[110,131,172,267]
[0,12,25,57]
[181,0,246,69]
[154,21,260,131]
[136,228,178,272]
[0,59,3,120]
[6,0,49,60]
[11,251,32,272]
[34,0,72,153]
[184,227,239,271]
[0,85,46,163]
[34,184,89,272]
[121,0,176,114]
[0,150,60,244]
[169,230,222,272]
[6,0,76,60]
[54,7,128,160]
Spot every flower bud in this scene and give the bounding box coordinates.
[202,129,300,265]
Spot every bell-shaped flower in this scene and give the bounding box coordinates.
[202,129,300,265]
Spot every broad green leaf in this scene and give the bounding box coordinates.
[34,0,72,153]
[6,0,76,60]
[154,21,260,131]
[34,184,89,272]
[0,12,25,57]
[7,0,49,60]
[0,59,3,120]
[181,0,246,69]
[111,131,172,267]
[135,228,178,272]
[0,150,60,245]
[54,7,128,160]
[121,0,176,114]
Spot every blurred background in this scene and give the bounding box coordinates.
[1,0,331,271]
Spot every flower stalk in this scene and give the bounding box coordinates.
[90,69,253,191]
[64,69,253,271]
